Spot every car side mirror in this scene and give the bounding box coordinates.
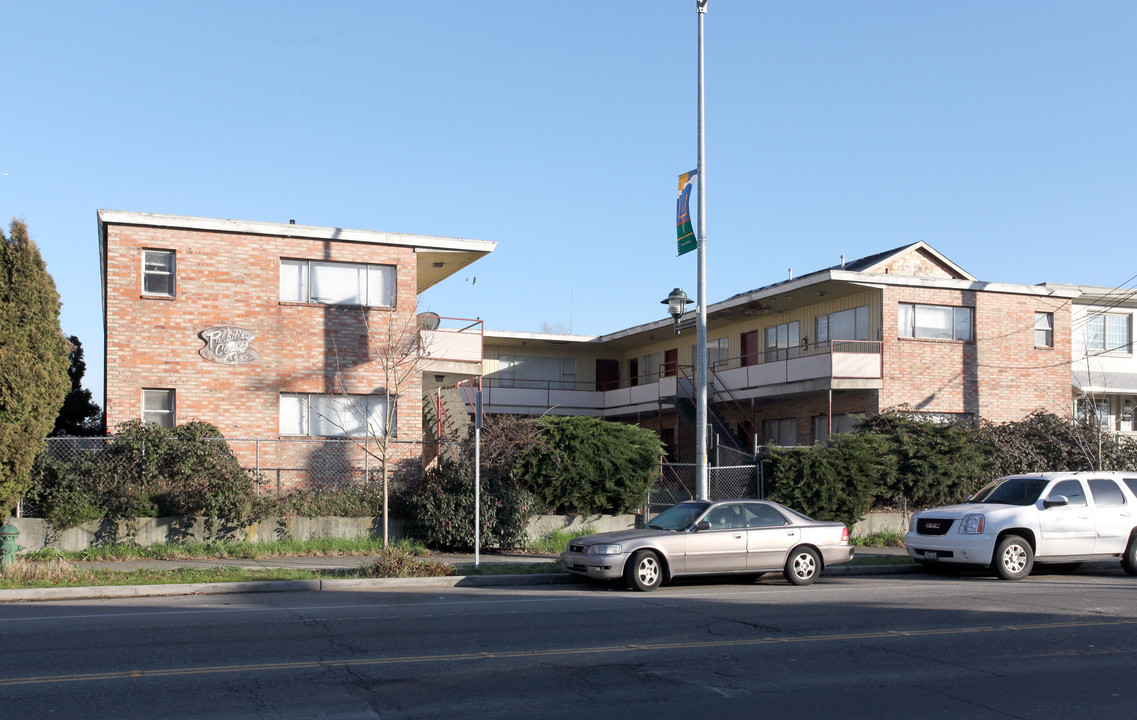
[694,520,711,532]
[1044,495,1069,509]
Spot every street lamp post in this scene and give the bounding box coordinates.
[694,0,709,501]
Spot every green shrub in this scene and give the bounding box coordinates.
[401,460,535,551]
[258,483,386,518]
[977,410,1137,476]
[763,432,890,528]
[511,416,662,515]
[26,454,104,528]
[27,420,257,535]
[859,412,989,507]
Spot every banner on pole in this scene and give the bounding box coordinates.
[676,169,698,256]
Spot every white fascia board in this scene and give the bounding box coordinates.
[96,209,495,254]
[484,330,599,344]
[843,272,1081,298]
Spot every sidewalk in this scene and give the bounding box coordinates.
[0,547,915,603]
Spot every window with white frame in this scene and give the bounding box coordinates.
[497,355,577,390]
[692,338,730,369]
[1035,312,1054,348]
[142,250,175,297]
[1084,313,1132,354]
[279,393,392,437]
[763,418,797,446]
[765,321,800,361]
[1076,398,1111,429]
[816,306,870,345]
[142,389,175,428]
[279,259,396,307]
[898,303,973,341]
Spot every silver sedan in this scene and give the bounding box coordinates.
[561,499,854,591]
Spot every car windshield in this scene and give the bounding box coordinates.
[969,477,1049,506]
[646,502,710,531]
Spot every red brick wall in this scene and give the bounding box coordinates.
[879,285,1070,422]
[103,223,424,475]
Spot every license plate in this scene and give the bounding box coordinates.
[924,551,937,561]
[564,557,574,568]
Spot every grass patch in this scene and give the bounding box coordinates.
[851,528,906,548]
[22,536,430,563]
[526,525,597,555]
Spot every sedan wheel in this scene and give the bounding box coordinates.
[783,546,820,586]
[993,534,1034,581]
[624,550,663,592]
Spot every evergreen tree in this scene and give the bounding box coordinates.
[0,219,71,514]
[51,335,103,436]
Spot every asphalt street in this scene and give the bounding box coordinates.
[2,563,1135,720]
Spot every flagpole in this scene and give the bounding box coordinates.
[695,0,709,501]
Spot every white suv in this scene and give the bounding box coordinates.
[905,472,1137,580]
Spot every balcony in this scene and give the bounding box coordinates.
[418,316,483,384]
[479,340,883,416]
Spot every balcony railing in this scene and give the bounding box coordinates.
[478,340,883,416]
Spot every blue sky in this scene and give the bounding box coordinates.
[5,1,1136,404]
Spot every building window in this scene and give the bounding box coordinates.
[811,414,861,444]
[692,338,730,369]
[1034,312,1054,348]
[1077,398,1111,429]
[816,306,870,345]
[763,418,797,446]
[280,393,392,437]
[1085,313,1132,354]
[280,259,396,307]
[641,352,661,382]
[497,355,577,390]
[898,303,973,341]
[142,250,175,297]
[142,389,175,428]
[765,321,800,361]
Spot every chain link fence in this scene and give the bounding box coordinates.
[19,436,458,518]
[646,460,763,517]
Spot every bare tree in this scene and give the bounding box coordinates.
[310,307,429,548]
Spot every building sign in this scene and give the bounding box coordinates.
[198,326,260,365]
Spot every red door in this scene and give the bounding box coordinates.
[595,359,620,391]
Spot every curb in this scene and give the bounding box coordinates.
[0,562,919,603]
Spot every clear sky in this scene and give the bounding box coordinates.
[5,1,1136,405]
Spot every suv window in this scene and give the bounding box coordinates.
[1125,478,1137,498]
[1048,479,1087,507]
[1089,479,1127,507]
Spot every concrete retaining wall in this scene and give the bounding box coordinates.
[8,513,638,553]
[8,511,899,553]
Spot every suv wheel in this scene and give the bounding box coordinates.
[1122,536,1137,577]
[993,534,1034,581]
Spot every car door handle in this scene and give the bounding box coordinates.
[733,534,743,540]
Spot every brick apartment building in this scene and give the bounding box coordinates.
[99,213,1099,484]
[98,210,493,488]
[476,243,1081,458]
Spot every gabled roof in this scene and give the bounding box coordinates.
[724,241,975,303]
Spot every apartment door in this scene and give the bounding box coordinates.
[741,331,758,366]
[663,349,679,377]
[595,359,619,391]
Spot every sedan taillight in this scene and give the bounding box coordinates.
[841,527,849,543]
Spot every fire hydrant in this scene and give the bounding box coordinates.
[0,522,23,569]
